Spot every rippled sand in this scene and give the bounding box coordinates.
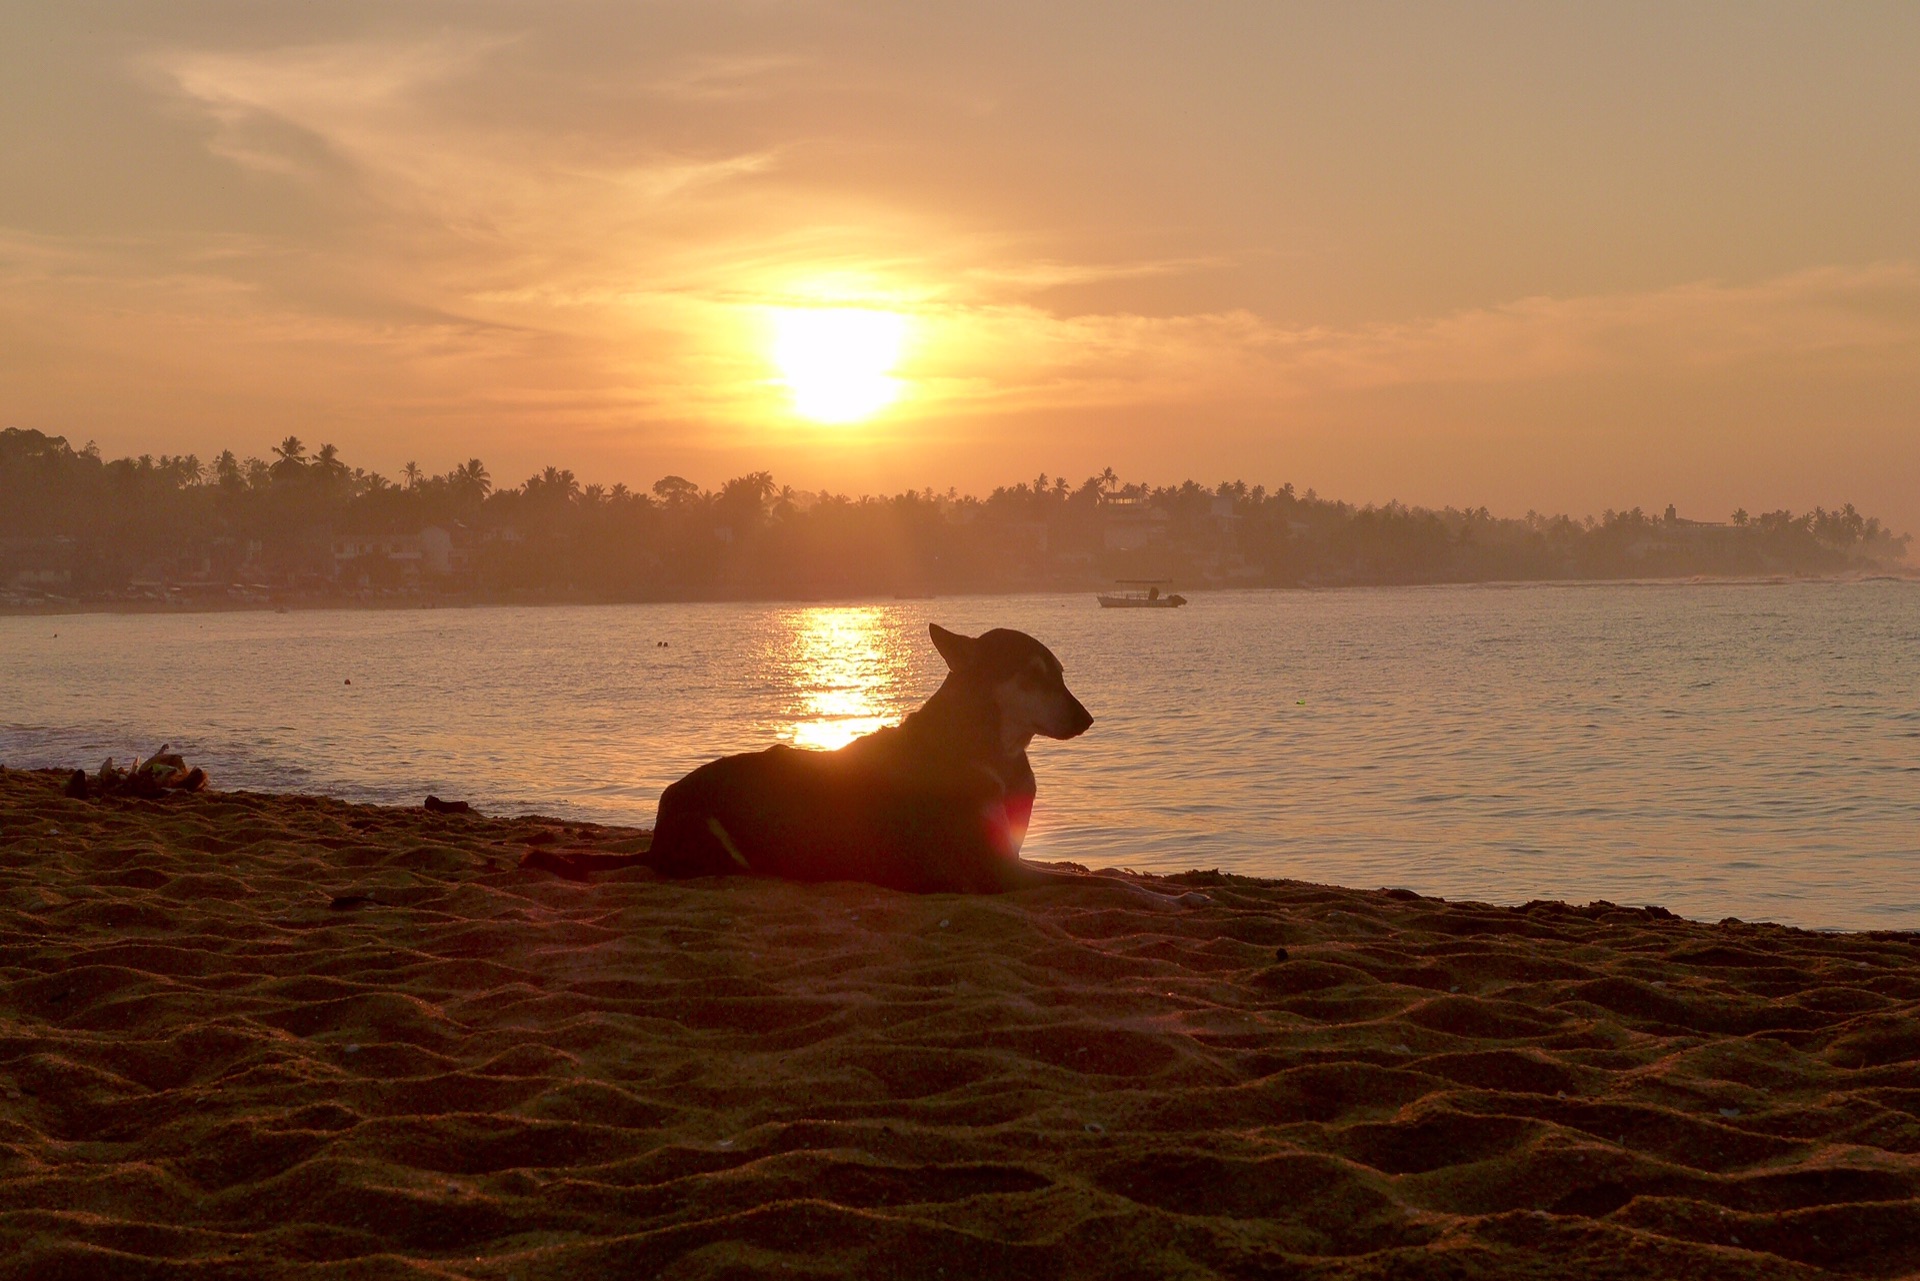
[3,767,1918,1279]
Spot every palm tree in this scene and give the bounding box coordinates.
[444,459,490,506]
[460,458,491,498]
[525,466,580,507]
[1099,466,1118,494]
[717,471,775,531]
[721,471,775,508]
[542,466,579,501]
[314,443,349,484]
[403,461,422,490]
[269,435,308,483]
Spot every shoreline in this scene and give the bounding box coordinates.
[4,767,1918,1278]
[2,569,1915,620]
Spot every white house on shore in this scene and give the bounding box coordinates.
[331,525,468,580]
[1099,495,1170,552]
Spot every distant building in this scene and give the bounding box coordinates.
[331,525,468,581]
[1100,496,1168,552]
[1626,510,1741,560]
[419,525,463,574]
[0,536,77,590]
[1001,520,1049,553]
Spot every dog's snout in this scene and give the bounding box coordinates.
[1062,698,1094,739]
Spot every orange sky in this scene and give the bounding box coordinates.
[3,2,1917,533]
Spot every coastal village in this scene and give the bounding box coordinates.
[1,428,1908,608]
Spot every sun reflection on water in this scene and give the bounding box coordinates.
[775,606,915,751]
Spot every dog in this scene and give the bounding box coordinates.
[642,623,1204,905]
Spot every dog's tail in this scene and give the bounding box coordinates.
[517,847,651,881]
[517,773,753,882]
[518,817,736,882]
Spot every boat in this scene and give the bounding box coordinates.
[1096,579,1187,608]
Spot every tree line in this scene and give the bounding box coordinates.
[0,428,1907,603]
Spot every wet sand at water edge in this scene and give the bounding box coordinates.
[2,765,1919,1279]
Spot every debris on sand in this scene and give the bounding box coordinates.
[423,795,474,815]
[76,748,209,799]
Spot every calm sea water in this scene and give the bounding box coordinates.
[3,582,1916,931]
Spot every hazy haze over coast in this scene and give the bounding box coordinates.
[3,2,1918,533]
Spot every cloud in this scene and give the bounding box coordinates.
[645,53,809,102]
[958,255,1231,293]
[132,32,1920,429]
[146,36,501,186]
[891,262,1920,417]
[2,7,1914,535]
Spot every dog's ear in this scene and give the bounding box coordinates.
[928,623,978,671]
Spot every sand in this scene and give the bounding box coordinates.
[2,767,1918,1280]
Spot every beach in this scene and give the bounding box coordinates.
[3,767,1918,1279]
[10,584,1920,931]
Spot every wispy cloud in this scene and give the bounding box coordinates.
[645,53,808,102]
[3,6,1916,528]
[883,262,1920,418]
[148,36,502,185]
[129,31,1920,428]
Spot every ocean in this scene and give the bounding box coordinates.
[4,580,1915,931]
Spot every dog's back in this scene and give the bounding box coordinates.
[645,623,1091,893]
[648,744,1008,892]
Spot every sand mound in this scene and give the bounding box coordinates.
[2,767,1918,1279]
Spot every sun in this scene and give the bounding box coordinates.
[769,308,909,423]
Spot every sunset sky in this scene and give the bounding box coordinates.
[3,2,1917,531]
